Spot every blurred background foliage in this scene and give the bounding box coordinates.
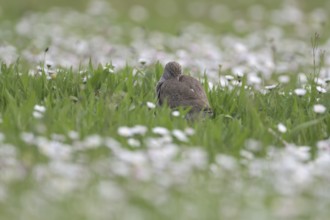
[0,0,329,41]
[0,0,87,19]
[1,0,329,23]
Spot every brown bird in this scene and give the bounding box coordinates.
[156,61,213,119]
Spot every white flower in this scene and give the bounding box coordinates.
[131,125,148,135]
[265,84,277,90]
[148,144,178,168]
[315,78,326,86]
[245,139,262,152]
[68,131,79,140]
[83,135,103,149]
[225,75,234,81]
[278,75,290,83]
[215,154,237,170]
[298,73,307,83]
[219,76,229,87]
[208,81,214,90]
[316,86,326,93]
[145,136,173,148]
[294,88,306,96]
[313,104,326,114]
[184,127,195,136]
[317,139,330,152]
[117,150,147,165]
[240,150,254,160]
[146,101,156,109]
[117,125,147,137]
[45,60,54,68]
[286,145,311,161]
[34,105,46,113]
[132,69,138,75]
[108,68,114,74]
[20,132,34,144]
[33,111,44,119]
[118,126,132,137]
[37,139,72,160]
[172,111,180,117]
[248,74,262,84]
[183,148,208,169]
[33,105,46,119]
[127,138,141,147]
[232,66,244,78]
[172,129,188,142]
[277,123,287,133]
[231,80,241,86]
[152,127,170,136]
[138,57,148,65]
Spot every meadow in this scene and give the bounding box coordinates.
[1,0,330,219]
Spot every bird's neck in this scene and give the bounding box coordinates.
[158,76,166,84]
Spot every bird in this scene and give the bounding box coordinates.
[156,61,213,119]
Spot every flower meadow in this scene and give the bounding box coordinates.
[1,0,330,219]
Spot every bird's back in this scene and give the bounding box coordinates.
[179,75,209,101]
[157,75,210,113]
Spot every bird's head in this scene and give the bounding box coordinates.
[162,61,182,80]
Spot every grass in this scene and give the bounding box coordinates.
[1,62,329,151]
[0,60,329,153]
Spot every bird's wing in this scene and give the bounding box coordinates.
[156,81,163,105]
[179,75,209,104]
